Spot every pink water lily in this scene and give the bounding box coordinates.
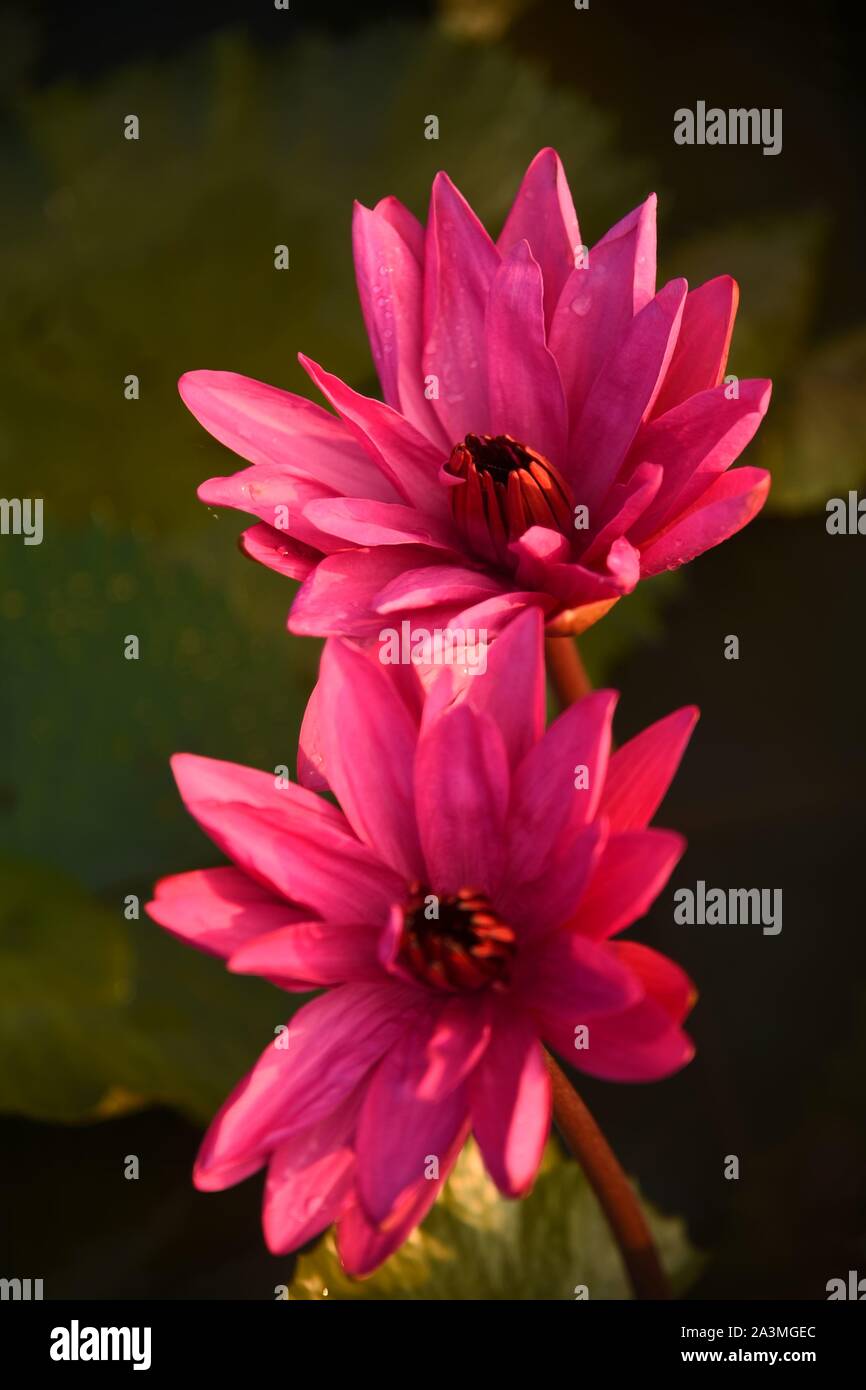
[147,611,697,1275]
[180,147,771,639]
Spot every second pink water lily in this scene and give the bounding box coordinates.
[180,147,771,638]
[147,611,698,1275]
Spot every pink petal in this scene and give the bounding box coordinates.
[549,194,656,424]
[228,919,383,989]
[580,462,663,565]
[486,241,568,467]
[199,465,343,554]
[194,981,419,1189]
[542,994,695,1082]
[180,370,396,499]
[498,147,581,330]
[336,1119,470,1277]
[638,465,770,576]
[374,562,505,616]
[496,818,607,939]
[600,707,699,832]
[651,275,739,418]
[299,354,448,518]
[316,638,424,880]
[240,522,320,580]
[353,198,446,447]
[506,689,617,882]
[627,379,772,545]
[513,921,640,1018]
[570,278,687,512]
[170,753,404,924]
[613,941,696,1022]
[470,1009,551,1196]
[262,1095,360,1253]
[355,1016,473,1224]
[510,527,640,606]
[421,605,546,769]
[569,829,686,940]
[415,704,510,897]
[146,867,305,959]
[289,545,462,638]
[303,496,458,551]
[422,171,500,444]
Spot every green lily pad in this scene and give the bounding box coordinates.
[289,1136,701,1300]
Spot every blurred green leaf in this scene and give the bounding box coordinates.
[0,523,319,893]
[0,857,305,1124]
[0,859,132,1120]
[289,1136,701,1299]
[0,23,647,532]
[669,213,866,512]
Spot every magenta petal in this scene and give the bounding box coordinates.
[299,354,448,517]
[422,171,500,443]
[628,379,772,544]
[549,193,657,426]
[180,370,395,499]
[199,465,341,554]
[240,523,320,580]
[470,1009,551,1197]
[514,924,640,1018]
[170,753,404,924]
[614,941,696,1022]
[353,198,445,446]
[543,995,695,1081]
[507,689,617,882]
[355,1019,472,1225]
[600,706,699,832]
[638,465,771,576]
[421,606,546,769]
[336,1119,470,1276]
[146,868,305,959]
[497,818,606,939]
[289,545,457,638]
[498,147,581,329]
[651,275,739,418]
[262,1096,359,1253]
[571,278,687,512]
[415,704,510,897]
[228,920,383,988]
[374,562,505,615]
[569,829,686,939]
[194,982,419,1189]
[581,462,663,566]
[316,638,424,880]
[303,496,458,551]
[486,241,568,468]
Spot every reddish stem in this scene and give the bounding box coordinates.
[545,1054,672,1300]
[544,634,592,707]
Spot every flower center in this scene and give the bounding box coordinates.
[398,882,517,992]
[444,433,574,563]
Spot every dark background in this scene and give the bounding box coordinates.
[1,0,864,1298]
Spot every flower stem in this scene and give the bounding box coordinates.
[544,634,592,707]
[546,1053,673,1300]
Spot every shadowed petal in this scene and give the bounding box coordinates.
[415,704,510,897]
